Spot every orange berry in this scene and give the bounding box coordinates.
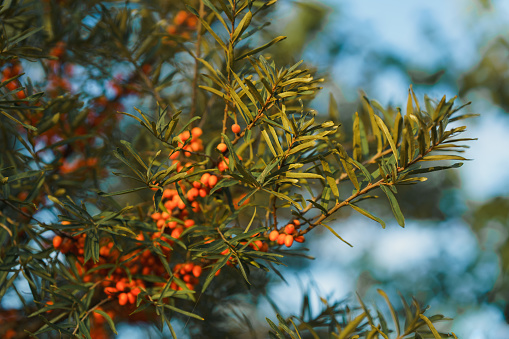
[180,130,190,141]
[269,230,279,242]
[116,281,126,292]
[169,151,180,159]
[184,219,195,228]
[199,188,207,197]
[285,224,295,234]
[191,127,202,138]
[174,10,188,26]
[217,143,227,153]
[118,293,128,306]
[184,263,194,272]
[295,235,305,243]
[293,219,301,227]
[167,24,177,35]
[201,173,211,185]
[186,15,198,28]
[277,233,286,245]
[208,175,218,187]
[131,287,141,296]
[284,234,294,247]
[231,124,241,134]
[104,287,116,295]
[254,240,263,250]
[53,235,62,248]
[127,292,135,304]
[192,265,202,277]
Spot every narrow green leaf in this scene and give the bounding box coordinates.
[380,185,405,227]
[349,204,385,229]
[419,314,442,339]
[235,36,287,61]
[93,309,118,335]
[321,223,353,247]
[374,115,399,168]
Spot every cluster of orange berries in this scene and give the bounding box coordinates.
[170,127,204,160]
[269,220,305,247]
[104,278,142,306]
[2,61,26,99]
[165,10,198,44]
[171,262,203,290]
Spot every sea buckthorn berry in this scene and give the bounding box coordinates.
[285,224,295,234]
[116,281,126,291]
[208,175,218,188]
[151,212,161,220]
[231,124,241,134]
[180,130,190,141]
[295,235,305,243]
[184,219,195,227]
[184,263,194,272]
[127,292,136,304]
[191,127,202,138]
[269,230,279,242]
[293,219,301,227]
[217,143,227,153]
[186,15,198,28]
[167,24,177,35]
[118,293,128,306]
[254,240,263,250]
[199,188,207,197]
[277,233,286,245]
[284,234,294,247]
[169,151,180,159]
[131,287,141,296]
[53,235,62,248]
[192,265,202,277]
[174,10,188,25]
[201,173,210,185]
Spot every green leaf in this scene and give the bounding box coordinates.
[98,186,147,197]
[0,109,37,131]
[320,223,353,247]
[286,172,324,180]
[338,312,366,339]
[336,145,359,191]
[93,309,118,335]
[197,16,227,51]
[420,155,469,162]
[164,304,204,320]
[380,185,405,227]
[353,112,362,161]
[231,11,252,42]
[349,203,385,229]
[419,314,442,339]
[378,289,400,337]
[235,36,287,61]
[374,115,399,168]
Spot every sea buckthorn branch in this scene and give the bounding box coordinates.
[299,93,472,222]
[299,113,468,236]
